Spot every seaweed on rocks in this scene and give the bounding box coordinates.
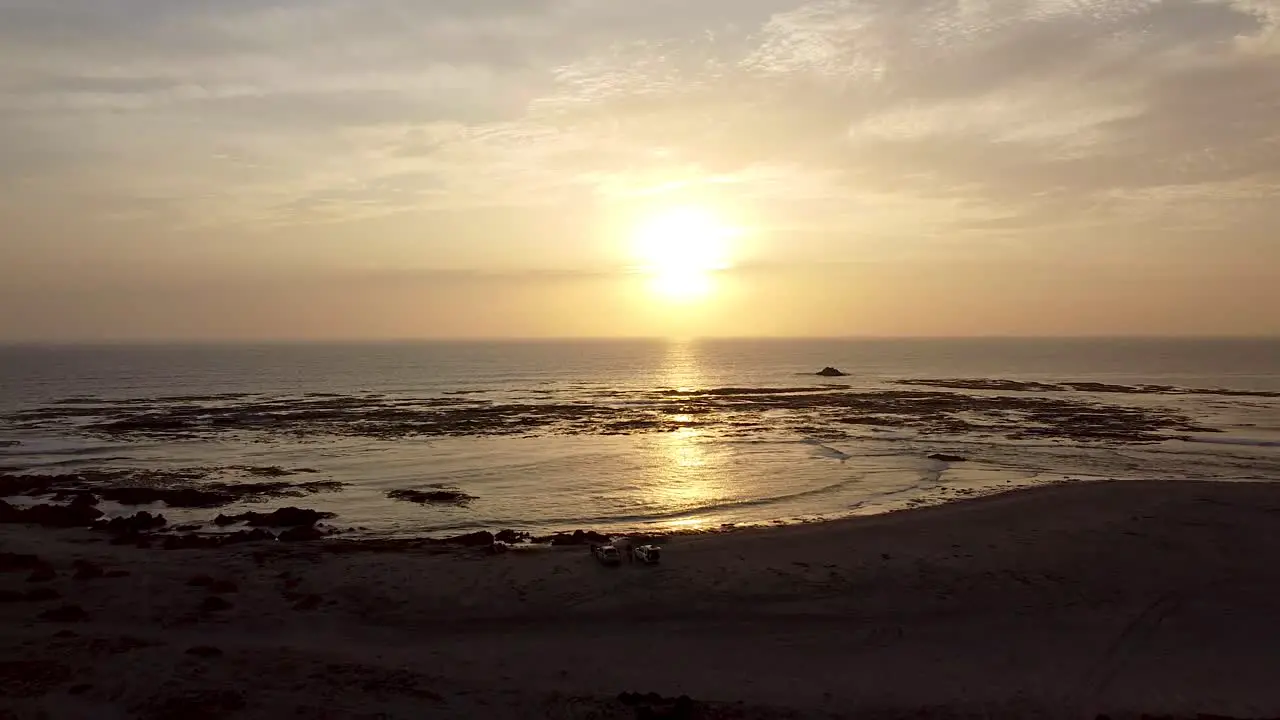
[0,467,346,508]
[2,383,1232,449]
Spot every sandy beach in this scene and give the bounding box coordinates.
[5,479,1280,719]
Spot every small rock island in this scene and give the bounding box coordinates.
[816,367,850,377]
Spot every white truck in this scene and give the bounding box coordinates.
[632,544,662,565]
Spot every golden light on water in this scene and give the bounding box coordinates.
[638,341,720,531]
[630,205,739,302]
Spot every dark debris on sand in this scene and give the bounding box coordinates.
[135,688,246,720]
[38,604,90,622]
[0,660,74,699]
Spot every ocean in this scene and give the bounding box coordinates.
[2,338,1278,538]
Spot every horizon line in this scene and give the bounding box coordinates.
[2,334,1278,348]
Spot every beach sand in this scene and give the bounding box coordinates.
[5,480,1280,719]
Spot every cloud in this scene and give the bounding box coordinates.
[0,0,1278,253]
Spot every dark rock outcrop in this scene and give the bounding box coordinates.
[443,531,494,547]
[94,511,167,536]
[161,529,276,550]
[531,529,612,546]
[98,487,232,508]
[53,491,100,507]
[387,487,476,506]
[278,526,325,542]
[816,367,850,377]
[927,453,969,463]
[495,529,531,544]
[214,507,334,528]
[1,500,103,528]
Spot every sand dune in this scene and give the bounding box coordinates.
[5,480,1280,719]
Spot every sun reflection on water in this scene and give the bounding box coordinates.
[638,341,724,530]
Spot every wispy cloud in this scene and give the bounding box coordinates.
[1,0,1278,255]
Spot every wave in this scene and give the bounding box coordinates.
[511,475,876,529]
[801,438,851,461]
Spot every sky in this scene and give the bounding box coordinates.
[1,0,1278,340]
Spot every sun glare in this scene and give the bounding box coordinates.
[631,206,736,301]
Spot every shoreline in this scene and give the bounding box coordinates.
[6,479,1280,718]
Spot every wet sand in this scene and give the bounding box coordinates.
[5,480,1280,719]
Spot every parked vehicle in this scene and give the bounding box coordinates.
[633,544,662,565]
[591,543,621,566]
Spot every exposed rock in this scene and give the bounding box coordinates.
[226,529,277,545]
[99,486,233,508]
[442,530,494,547]
[94,511,167,536]
[187,575,215,588]
[214,507,334,528]
[532,529,612,546]
[0,468,347,510]
[928,453,969,463]
[816,367,850,377]
[185,646,224,659]
[162,529,276,550]
[387,487,477,506]
[53,491,100,507]
[900,378,1065,393]
[495,529,531,544]
[278,526,325,542]
[104,570,131,579]
[38,605,89,622]
[7,381,1227,446]
[164,534,215,550]
[240,465,292,477]
[26,565,56,583]
[1,501,104,528]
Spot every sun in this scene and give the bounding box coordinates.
[631,206,736,300]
